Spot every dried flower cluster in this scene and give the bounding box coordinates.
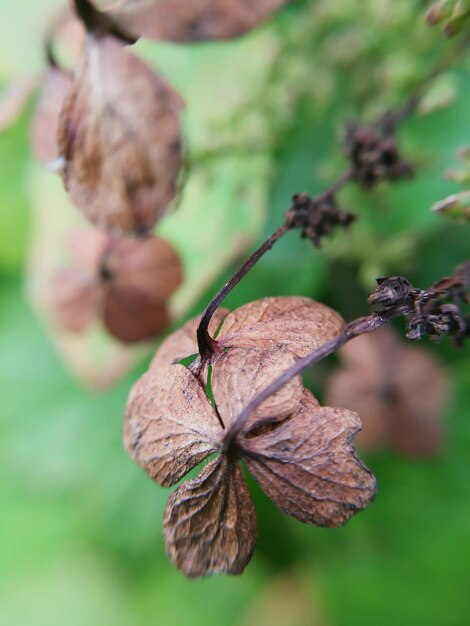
[51,229,182,342]
[327,327,448,456]
[369,262,470,345]
[285,192,356,247]
[344,122,413,189]
[125,297,377,577]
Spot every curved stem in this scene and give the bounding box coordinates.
[196,224,289,360]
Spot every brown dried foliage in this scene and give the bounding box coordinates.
[124,296,377,577]
[326,327,448,456]
[57,35,182,234]
[106,0,289,43]
[51,229,182,343]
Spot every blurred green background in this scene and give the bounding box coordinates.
[1,1,470,625]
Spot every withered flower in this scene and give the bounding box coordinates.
[51,229,182,343]
[326,327,448,456]
[125,297,377,577]
[57,33,183,233]
[105,0,289,43]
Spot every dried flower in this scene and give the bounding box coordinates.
[344,122,413,188]
[57,34,183,234]
[285,192,355,247]
[106,0,289,43]
[326,327,448,456]
[51,229,182,342]
[124,296,376,577]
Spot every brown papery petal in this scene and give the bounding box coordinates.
[211,345,304,431]
[106,0,288,43]
[124,364,223,486]
[58,35,182,234]
[163,455,257,578]
[241,390,377,528]
[51,267,101,332]
[103,285,170,342]
[149,308,229,371]
[31,67,73,164]
[218,297,344,357]
[104,235,183,301]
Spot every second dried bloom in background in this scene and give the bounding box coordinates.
[51,229,182,343]
[326,327,449,456]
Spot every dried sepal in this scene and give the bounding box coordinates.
[124,365,223,486]
[211,345,304,431]
[217,296,344,356]
[57,35,182,234]
[106,0,288,43]
[241,390,377,527]
[163,456,257,578]
[51,267,101,332]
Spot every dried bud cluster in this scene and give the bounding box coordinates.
[368,262,470,345]
[125,296,377,577]
[285,192,355,247]
[51,229,182,342]
[105,0,289,43]
[344,122,413,189]
[327,327,448,457]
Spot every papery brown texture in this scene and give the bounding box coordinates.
[241,390,377,527]
[124,364,223,486]
[58,35,182,234]
[106,0,288,43]
[211,345,304,431]
[51,230,182,343]
[326,328,448,456]
[31,67,74,164]
[217,296,344,355]
[163,456,257,578]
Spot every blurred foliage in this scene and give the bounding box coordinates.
[1,0,470,625]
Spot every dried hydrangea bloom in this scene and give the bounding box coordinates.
[51,229,182,343]
[105,0,289,43]
[57,34,183,234]
[326,327,448,456]
[125,296,376,577]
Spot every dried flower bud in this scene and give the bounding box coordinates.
[106,0,289,43]
[51,230,182,342]
[285,192,355,247]
[326,327,448,457]
[124,296,376,577]
[57,34,183,234]
[368,276,416,310]
[344,122,413,188]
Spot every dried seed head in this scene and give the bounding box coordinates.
[125,295,376,577]
[51,230,182,342]
[344,122,413,188]
[285,192,355,247]
[326,327,448,456]
[105,0,289,43]
[57,35,183,234]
